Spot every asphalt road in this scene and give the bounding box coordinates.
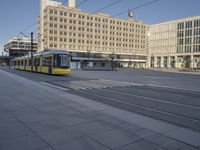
[1,67,200,132]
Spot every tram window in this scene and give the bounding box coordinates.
[34,58,40,66]
[25,60,27,66]
[28,59,32,66]
[42,57,52,66]
[54,54,70,67]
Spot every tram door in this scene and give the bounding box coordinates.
[48,56,53,74]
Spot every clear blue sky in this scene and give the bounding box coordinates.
[0,0,200,53]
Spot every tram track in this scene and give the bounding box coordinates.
[67,88,200,132]
[100,88,200,110]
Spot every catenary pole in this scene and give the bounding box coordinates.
[31,32,34,72]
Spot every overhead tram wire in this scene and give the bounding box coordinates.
[92,0,126,13]
[16,0,68,39]
[15,0,160,50]
[17,0,88,40]
[17,0,160,39]
[29,0,88,40]
[112,0,162,17]
[31,0,160,40]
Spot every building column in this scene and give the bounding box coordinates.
[160,56,164,68]
[168,56,171,68]
[154,56,157,68]
[190,55,194,69]
[175,56,178,68]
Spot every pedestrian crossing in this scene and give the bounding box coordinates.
[41,79,138,91]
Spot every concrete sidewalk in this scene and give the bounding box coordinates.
[0,69,200,150]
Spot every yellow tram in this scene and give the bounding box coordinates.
[14,50,71,75]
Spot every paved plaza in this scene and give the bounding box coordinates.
[0,68,200,150]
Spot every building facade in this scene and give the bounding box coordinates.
[4,37,38,58]
[38,0,149,69]
[149,16,200,69]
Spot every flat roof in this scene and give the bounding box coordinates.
[150,15,200,26]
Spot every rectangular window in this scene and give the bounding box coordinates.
[60,11,63,16]
[185,29,192,36]
[194,20,200,27]
[185,38,191,44]
[177,22,184,30]
[177,38,184,45]
[185,21,192,28]
[194,28,200,36]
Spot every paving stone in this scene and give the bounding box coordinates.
[0,118,20,128]
[0,105,8,112]
[120,113,153,124]
[164,128,200,147]
[12,105,38,113]
[48,107,83,116]
[0,112,13,120]
[38,147,54,150]
[162,141,186,150]
[180,145,200,150]
[15,112,52,122]
[91,129,141,149]
[15,95,46,106]
[96,114,136,130]
[38,127,82,145]
[53,137,110,150]
[2,101,27,110]
[36,102,69,113]
[139,119,178,133]
[50,112,94,126]
[0,120,32,141]
[0,95,16,102]
[133,128,155,138]
[81,108,104,116]
[72,120,115,136]
[25,118,65,133]
[115,140,165,150]
[122,124,144,133]
[0,135,49,150]
[142,132,175,146]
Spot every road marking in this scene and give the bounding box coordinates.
[99,79,142,86]
[71,80,102,89]
[53,79,133,90]
[77,90,200,123]
[40,82,70,91]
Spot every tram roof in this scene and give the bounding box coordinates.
[36,49,70,56]
[15,49,70,60]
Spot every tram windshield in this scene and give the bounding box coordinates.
[54,54,70,68]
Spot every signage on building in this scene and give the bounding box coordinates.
[128,10,134,17]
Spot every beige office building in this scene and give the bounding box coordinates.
[149,16,200,69]
[4,37,38,58]
[38,0,149,69]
